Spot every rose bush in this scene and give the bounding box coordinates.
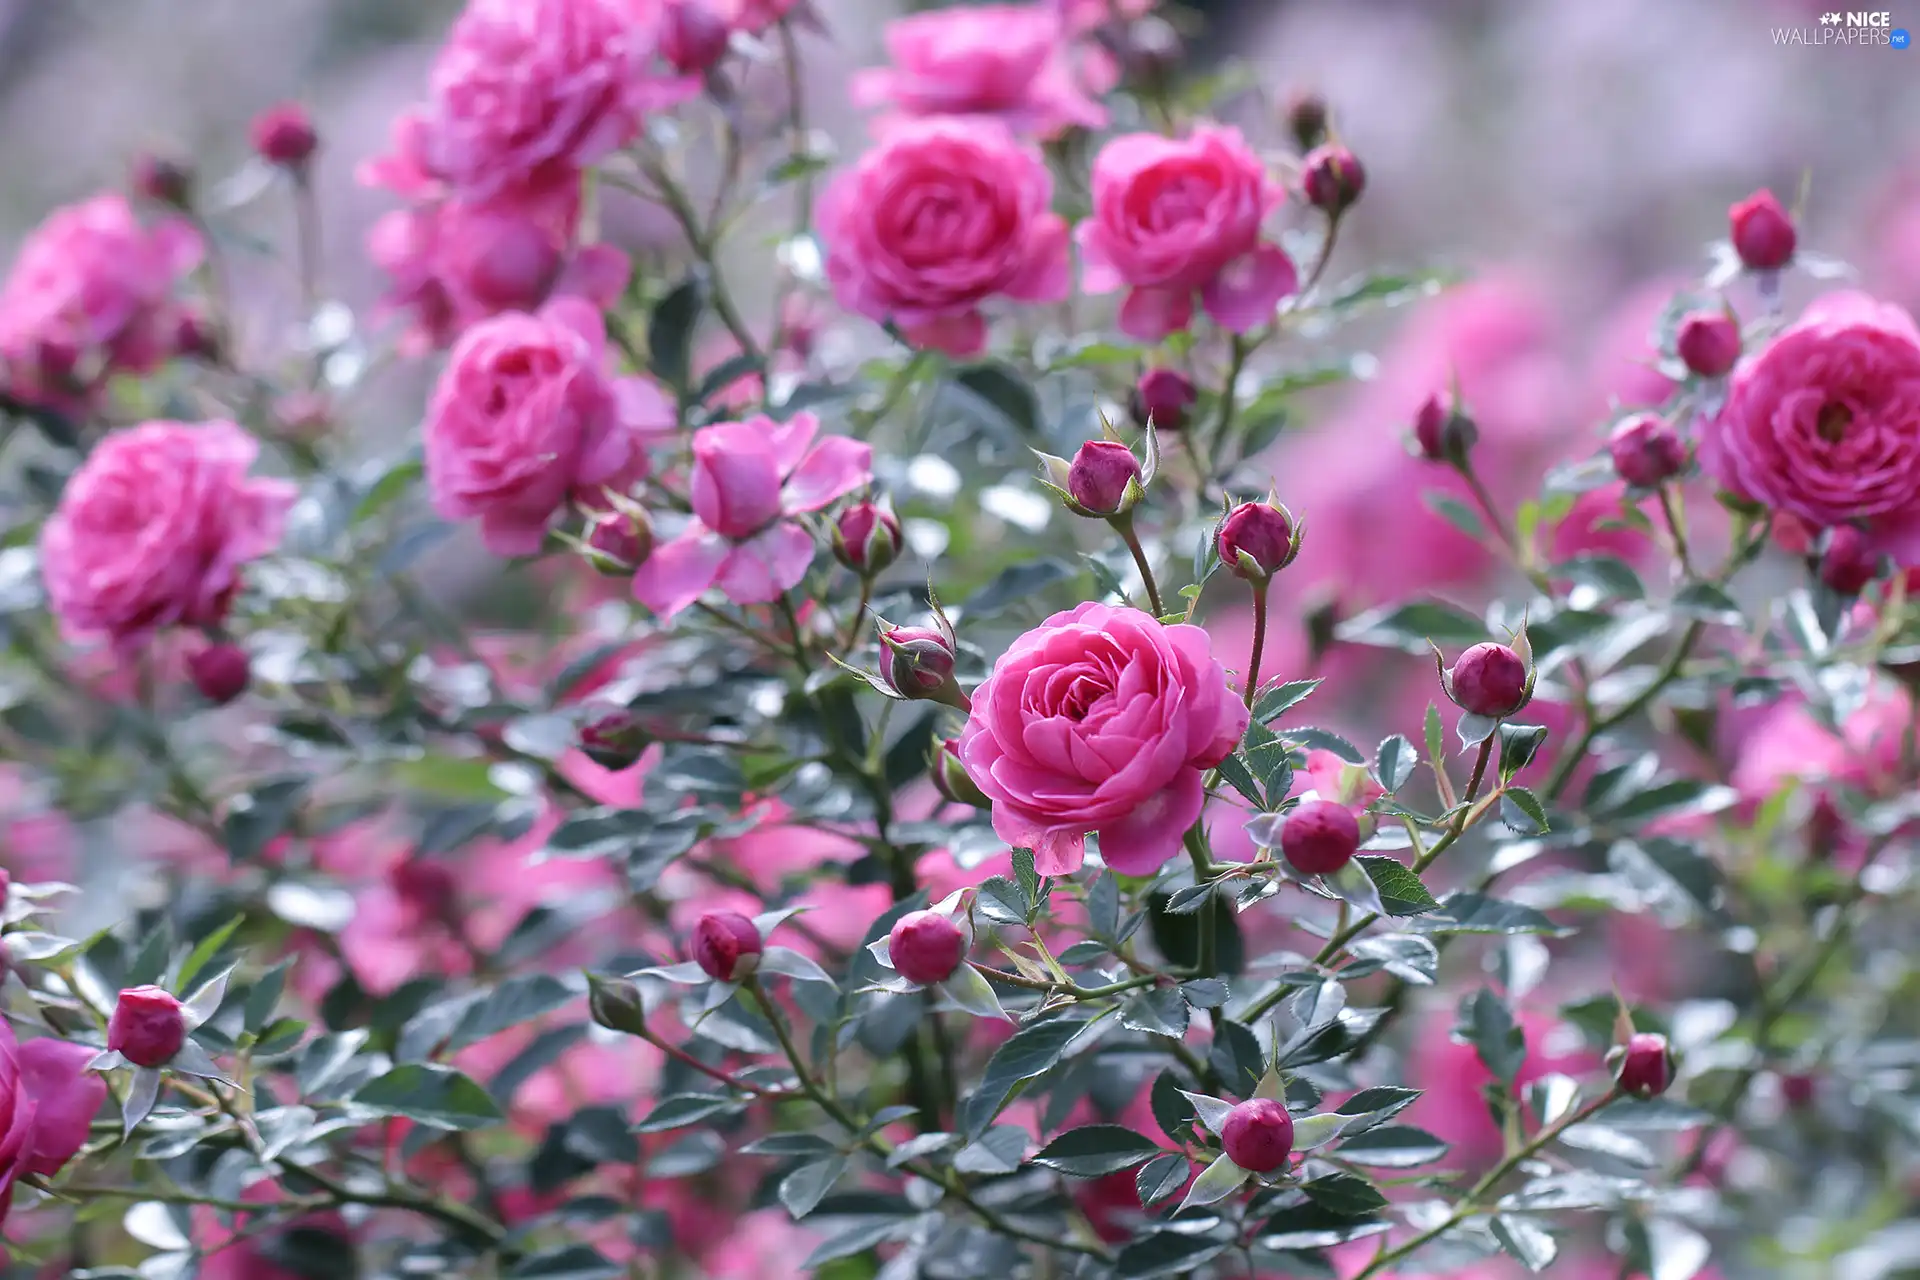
[0,4,1915,1279]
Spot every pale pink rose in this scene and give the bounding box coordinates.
[424,300,674,556]
[958,603,1249,876]
[1699,291,1920,565]
[631,411,870,617]
[1078,124,1296,340]
[852,5,1107,141]
[818,117,1070,356]
[0,192,201,414]
[39,421,295,648]
[1,1026,107,1217]
[420,0,695,203]
[366,168,629,354]
[701,1209,819,1279]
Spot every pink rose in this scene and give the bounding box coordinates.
[717,0,801,33]
[632,411,870,617]
[420,0,695,203]
[851,5,1106,141]
[1078,124,1297,340]
[0,1026,106,1223]
[1699,291,1920,564]
[365,150,629,354]
[0,192,202,414]
[958,603,1249,875]
[424,299,673,555]
[40,421,294,648]
[819,117,1070,356]
[1052,0,1153,31]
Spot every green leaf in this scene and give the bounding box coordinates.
[1554,553,1644,601]
[1491,1215,1559,1272]
[1252,677,1323,723]
[1336,599,1488,654]
[446,974,576,1052]
[1357,857,1439,916]
[1335,1125,1450,1168]
[1120,987,1189,1039]
[1458,988,1526,1082]
[508,1245,622,1279]
[354,1065,503,1130]
[1302,1172,1388,1215]
[1672,581,1742,624]
[951,362,1040,437]
[1209,1019,1264,1097]
[1498,723,1550,780]
[647,278,705,390]
[1215,751,1266,808]
[1150,1070,1195,1145]
[1323,267,1459,312]
[636,1093,747,1134]
[951,1125,1028,1175]
[224,777,309,863]
[1289,726,1364,765]
[1500,787,1551,836]
[1012,848,1041,908]
[174,915,245,994]
[962,559,1078,619]
[694,351,765,406]
[1424,893,1571,936]
[779,1156,846,1219]
[958,1014,1092,1139]
[1135,1152,1190,1206]
[353,459,423,524]
[1374,735,1416,792]
[1114,1231,1228,1278]
[802,1218,910,1268]
[1029,1124,1165,1178]
[1424,492,1487,540]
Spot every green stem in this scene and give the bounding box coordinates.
[1244,580,1269,710]
[1204,335,1251,475]
[1540,619,1703,804]
[1118,516,1166,616]
[1184,825,1219,985]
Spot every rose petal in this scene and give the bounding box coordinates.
[631,526,731,618]
[1200,244,1298,334]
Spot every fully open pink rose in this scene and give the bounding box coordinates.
[852,5,1106,141]
[421,0,695,203]
[40,421,295,648]
[1700,291,1920,564]
[1,1025,107,1220]
[0,192,202,414]
[958,602,1248,875]
[819,117,1070,356]
[632,411,871,617]
[1078,124,1296,340]
[425,300,673,555]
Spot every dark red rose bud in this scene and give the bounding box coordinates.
[692,910,763,981]
[879,624,958,702]
[1729,189,1796,271]
[1607,413,1686,489]
[580,711,648,771]
[250,102,319,169]
[1067,440,1142,516]
[107,985,187,1068]
[1302,144,1365,216]
[1119,15,1184,88]
[1285,90,1330,152]
[1131,368,1197,432]
[1411,392,1477,466]
[1447,643,1530,718]
[1222,1098,1294,1173]
[1216,501,1297,581]
[390,858,459,926]
[1675,310,1741,378]
[1780,1071,1817,1110]
[932,738,990,809]
[585,509,653,573]
[1805,789,1846,863]
[833,502,903,576]
[889,909,965,985]
[1616,1031,1673,1099]
[662,0,732,74]
[1818,524,1881,595]
[187,643,251,705]
[1279,799,1360,876]
[132,153,194,209]
[174,309,221,363]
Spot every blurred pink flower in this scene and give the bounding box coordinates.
[195,1185,350,1280]
[1,1026,107,1219]
[701,1209,820,1279]
[1406,1009,1598,1165]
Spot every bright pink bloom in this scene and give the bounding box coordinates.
[1078,124,1296,340]
[419,0,695,203]
[40,421,294,649]
[0,1025,107,1217]
[1051,0,1152,31]
[631,412,870,617]
[958,602,1248,875]
[1408,1011,1596,1165]
[1734,679,1915,818]
[1699,292,1920,565]
[819,117,1070,356]
[852,4,1106,141]
[425,300,673,556]
[0,193,202,414]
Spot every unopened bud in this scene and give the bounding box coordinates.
[587,973,648,1036]
[1614,1031,1674,1099]
[585,508,653,574]
[1729,189,1796,271]
[1279,799,1359,876]
[187,643,251,705]
[888,910,964,985]
[1818,524,1881,596]
[1067,440,1143,517]
[1302,144,1365,216]
[1284,90,1330,152]
[1411,392,1477,467]
[1119,16,1183,89]
[692,910,763,981]
[1441,642,1532,719]
[879,625,960,703]
[580,711,648,771]
[1607,413,1686,489]
[1675,309,1741,378]
[132,153,194,209]
[1215,500,1299,582]
[661,0,732,74]
[250,102,319,170]
[832,502,902,577]
[1130,368,1196,433]
[107,985,187,1068]
[931,738,989,809]
[1222,1098,1294,1173]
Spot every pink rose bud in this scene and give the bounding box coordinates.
[1729,189,1796,271]
[692,910,763,981]
[662,0,732,74]
[1222,1097,1294,1173]
[1285,90,1330,152]
[187,643,251,705]
[1615,1031,1673,1099]
[1216,501,1298,581]
[1675,309,1741,378]
[931,738,990,809]
[1607,413,1686,489]
[1446,642,1531,718]
[580,711,648,771]
[1130,368,1197,433]
[1067,440,1143,516]
[1780,1072,1817,1110]
[1805,789,1846,863]
[1120,15,1184,88]
[107,985,187,1068]
[832,502,903,577]
[1411,392,1477,466]
[174,310,221,364]
[889,909,965,985]
[390,858,459,926]
[1818,524,1882,595]
[1301,144,1365,216]
[132,153,193,209]
[461,218,564,313]
[250,102,319,169]
[585,509,653,573]
[879,625,960,702]
[1279,799,1360,876]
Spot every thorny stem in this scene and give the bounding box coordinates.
[1204,334,1252,476]
[1244,580,1270,710]
[972,965,1162,1001]
[1297,215,1342,298]
[637,158,765,369]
